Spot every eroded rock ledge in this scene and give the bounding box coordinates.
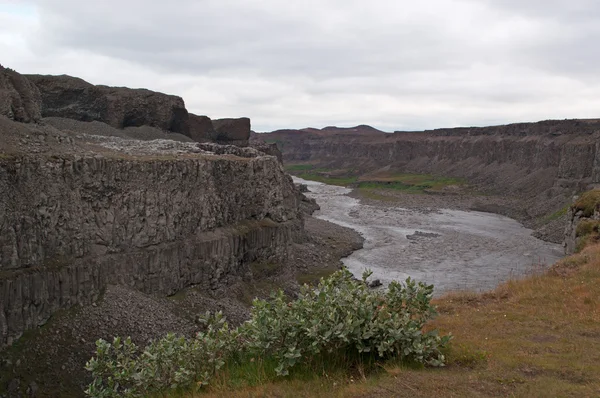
[0,141,304,349]
[0,65,302,350]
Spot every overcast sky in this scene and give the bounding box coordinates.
[1,0,598,131]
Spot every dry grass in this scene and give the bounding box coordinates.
[183,243,600,397]
[572,189,600,217]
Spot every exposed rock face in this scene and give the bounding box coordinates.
[0,65,42,123]
[0,123,302,349]
[212,117,251,146]
[26,74,190,135]
[263,120,600,221]
[187,113,215,142]
[563,191,600,254]
[251,142,283,162]
[186,114,252,147]
[250,130,283,162]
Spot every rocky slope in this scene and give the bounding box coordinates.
[261,121,600,242]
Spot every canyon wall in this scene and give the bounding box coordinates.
[264,120,600,211]
[0,66,301,350]
[0,149,301,348]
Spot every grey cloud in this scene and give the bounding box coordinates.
[2,0,599,130]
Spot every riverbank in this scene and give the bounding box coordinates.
[296,178,564,296]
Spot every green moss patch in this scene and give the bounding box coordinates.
[572,190,600,217]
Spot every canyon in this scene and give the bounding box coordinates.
[0,64,366,396]
[1,61,598,396]
[259,120,600,243]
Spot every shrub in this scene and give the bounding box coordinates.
[85,270,451,397]
[576,219,600,237]
[572,190,600,217]
[241,269,451,376]
[85,312,236,398]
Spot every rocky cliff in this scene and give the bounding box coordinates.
[188,114,251,147]
[564,190,600,254]
[0,131,301,349]
[26,74,190,135]
[0,66,301,350]
[0,65,41,123]
[24,73,253,147]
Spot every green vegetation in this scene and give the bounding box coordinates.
[85,270,450,397]
[284,164,316,172]
[286,167,466,194]
[544,205,569,221]
[358,173,465,194]
[576,219,600,238]
[295,265,341,286]
[194,242,600,397]
[296,173,359,186]
[572,189,600,217]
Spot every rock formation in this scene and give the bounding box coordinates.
[563,190,600,254]
[187,113,215,142]
[26,74,190,135]
[0,65,42,123]
[212,117,251,146]
[187,114,252,147]
[0,66,301,350]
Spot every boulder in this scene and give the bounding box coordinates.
[0,64,42,123]
[188,113,215,142]
[26,74,190,135]
[212,117,251,146]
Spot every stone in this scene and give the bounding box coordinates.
[187,113,215,142]
[0,65,42,123]
[26,74,190,135]
[368,279,382,288]
[212,117,251,146]
[26,381,38,397]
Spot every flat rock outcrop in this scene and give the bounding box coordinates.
[0,130,301,348]
[187,113,215,142]
[26,74,190,135]
[187,115,252,147]
[0,65,42,123]
[212,117,251,146]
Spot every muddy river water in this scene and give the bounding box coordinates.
[295,177,564,295]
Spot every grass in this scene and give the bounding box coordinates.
[357,173,465,194]
[173,242,600,397]
[296,173,359,187]
[285,164,316,172]
[572,189,600,217]
[295,265,341,286]
[545,205,569,221]
[287,166,466,194]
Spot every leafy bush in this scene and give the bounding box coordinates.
[85,270,451,397]
[85,312,236,398]
[241,269,450,376]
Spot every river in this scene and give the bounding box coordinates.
[294,177,564,295]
